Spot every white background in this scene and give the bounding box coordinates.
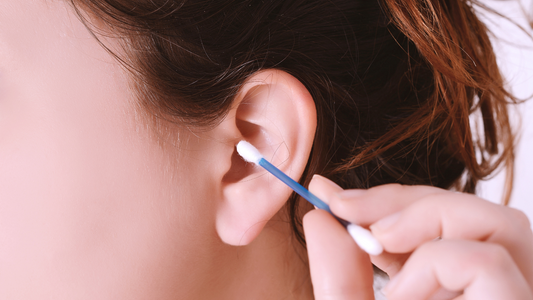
[477,0,533,226]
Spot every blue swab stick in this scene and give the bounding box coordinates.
[236,141,383,256]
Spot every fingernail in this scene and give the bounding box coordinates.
[309,175,343,205]
[311,174,342,190]
[370,212,401,232]
[336,189,367,200]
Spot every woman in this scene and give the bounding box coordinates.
[0,0,531,299]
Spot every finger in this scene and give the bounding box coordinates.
[384,240,533,300]
[303,209,375,300]
[367,192,533,287]
[375,254,463,300]
[370,252,410,277]
[310,176,415,277]
[327,182,533,288]
[308,174,344,205]
[309,176,410,278]
[310,175,385,256]
[329,183,447,226]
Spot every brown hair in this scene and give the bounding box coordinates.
[71,0,516,246]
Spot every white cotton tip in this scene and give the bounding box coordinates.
[236,140,264,164]
[347,223,383,256]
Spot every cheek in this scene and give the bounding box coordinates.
[0,2,214,296]
[0,55,213,297]
[0,59,155,294]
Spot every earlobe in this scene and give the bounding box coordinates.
[215,69,317,246]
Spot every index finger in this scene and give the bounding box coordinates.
[330,183,446,226]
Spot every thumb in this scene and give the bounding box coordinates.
[304,209,375,300]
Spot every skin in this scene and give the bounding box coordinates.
[3,1,532,299]
[304,175,533,300]
[0,1,314,299]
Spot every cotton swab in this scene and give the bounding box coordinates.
[236,140,383,256]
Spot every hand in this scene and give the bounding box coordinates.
[303,175,533,300]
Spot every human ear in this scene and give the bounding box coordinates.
[216,69,317,246]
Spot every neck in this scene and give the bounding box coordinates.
[200,214,314,300]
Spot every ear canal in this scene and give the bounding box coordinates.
[220,146,256,184]
[215,69,317,246]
